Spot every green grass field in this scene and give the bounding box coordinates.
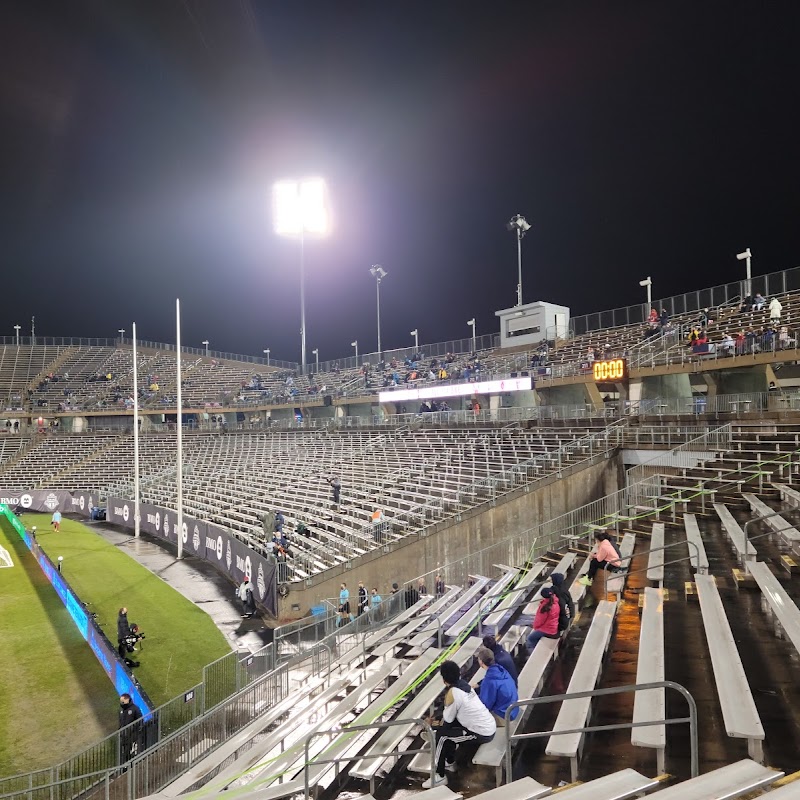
[0,513,231,777]
[0,515,118,775]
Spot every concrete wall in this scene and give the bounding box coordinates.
[277,453,623,620]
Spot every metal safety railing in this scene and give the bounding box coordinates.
[503,681,699,780]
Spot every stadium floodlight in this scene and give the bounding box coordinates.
[118,329,125,341]
[263,348,270,365]
[202,340,209,356]
[737,248,752,295]
[312,347,319,372]
[639,276,653,309]
[57,555,63,572]
[506,214,532,306]
[272,177,330,372]
[351,340,358,360]
[370,265,388,357]
[410,329,419,351]
[467,318,476,354]
[13,325,20,346]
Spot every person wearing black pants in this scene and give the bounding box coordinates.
[119,693,143,763]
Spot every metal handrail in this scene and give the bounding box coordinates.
[503,680,699,781]
[743,508,796,552]
[302,717,437,796]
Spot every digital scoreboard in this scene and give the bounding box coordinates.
[592,358,627,382]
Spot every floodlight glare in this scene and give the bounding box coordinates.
[272,178,329,236]
[369,265,388,280]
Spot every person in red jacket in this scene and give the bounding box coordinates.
[526,588,561,650]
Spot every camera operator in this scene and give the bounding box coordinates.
[117,607,131,660]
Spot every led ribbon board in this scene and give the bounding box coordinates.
[592,358,627,382]
[379,376,532,404]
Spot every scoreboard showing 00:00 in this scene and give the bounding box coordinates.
[592,358,627,381]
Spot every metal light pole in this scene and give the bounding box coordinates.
[13,325,20,346]
[312,348,319,373]
[351,340,358,360]
[31,316,35,342]
[263,348,270,365]
[202,340,209,356]
[506,214,531,306]
[639,276,653,309]
[410,329,419,351]
[176,299,183,560]
[273,178,330,374]
[737,248,752,297]
[467,318,476,354]
[370,265,388,357]
[132,322,140,538]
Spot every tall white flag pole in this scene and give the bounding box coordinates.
[176,299,184,560]
[132,322,141,538]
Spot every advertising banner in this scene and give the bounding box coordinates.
[0,489,74,513]
[69,491,98,518]
[104,497,276,614]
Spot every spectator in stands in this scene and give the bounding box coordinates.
[659,309,669,328]
[481,635,518,685]
[476,647,519,727]
[721,333,735,357]
[358,581,368,615]
[578,531,623,587]
[779,326,792,349]
[261,510,276,541]
[435,574,445,596]
[769,296,783,323]
[296,520,310,538]
[769,381,780,393]
[525,587,561,650]
[422,660,496,788]
[550,572,575,632]
[370,587,382,613]
[274,511,285,534]
[328,476,341,507]
[119,693,144,763]
[405,582,420,608]
[337,582,351,626]
[740,295,754,313]
[735,330,747,355]
[51,509,61,532]
[648,307,659,325]
[418,578,428,596]
[753,293,766,311]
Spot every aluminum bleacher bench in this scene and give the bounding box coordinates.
[747,561,800,654]
[362,593,435,652]
[695,574,764,761]
[714,503,757,563]
[543,768,659,799]
[683,513,709,573]
[743,492,800,552]
[774,481,800,509]
[545,599,618,781]
[444,570,518,639]
[522,552,577,615]
[606,532,636,596]
[647,522,665,586]
[371,586,462,658]
[349,636,481,792]
[761,780,800,799]
[632,587,665,773]
[468,776,550,799]
[644,758,783,799]
[407,578,488,650]
[482,561,546,633]
[411,786,463,800]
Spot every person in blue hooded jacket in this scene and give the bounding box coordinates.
[476,647,519,726]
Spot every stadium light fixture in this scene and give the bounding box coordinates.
[13,325,20,346]
[369,265,388,358]
[272,177,330,372]
[737,248,752,295]
[312,347,319,372]
[410,329,419,351]
[118,328,125,341]
[467,318,476,354]
[57,555,63,573]
[351,340,358,360]
[263,348,270,366]
[639,276,653,309]
[506,213,532,306]
[202,340,209,356]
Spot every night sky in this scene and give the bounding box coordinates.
[1,1,799,363]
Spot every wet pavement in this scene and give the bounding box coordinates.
[82,518,273,654]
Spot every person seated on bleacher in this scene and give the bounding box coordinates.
[550,572,575,632]
[422,660,496,788]
[721,332,735,357]
[525,587,561,651]
[740,295,754,313]
[648,307,659,325]
[753,292,766,311]
[578,530,623,587]
[481,635,518,685]
[475,647,519,727]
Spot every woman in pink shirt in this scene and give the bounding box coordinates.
[526,587,561,650]
[578,530,622,586]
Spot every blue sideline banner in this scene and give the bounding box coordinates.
[0,504,152,716]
